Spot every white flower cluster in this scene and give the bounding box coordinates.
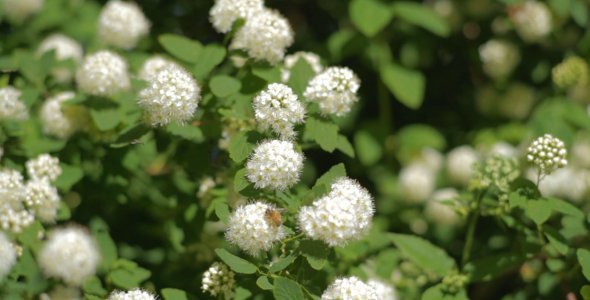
[107,289,157,300]
[479,39,520,80]
[0,232,17,279]
[298,178,374,247]
[0,86,29,121]
[281,51,323,82]
[399,163,436,203]
[304,67,361,117]
[527,134,567,176]
[225,201,286,255]
[231,8,294,64]
[321,276,379,300]
[39,286,82,300]
[201,262,235,299]
[98,0,150,49]
[138,56,179,81]
[138,64,201,126]
[253,83,306,138]
[24,179,60,222]
[533,167,589,202]
[37,34,83,82]
[1,0,44,23]
[39,226,101,286]
[76,50,130,96]
[40,92,82,139]
[209,0,264,33]
[446,145,480,186]
[511,1,552,42]
[26,153,62,181]
[0,169,33,233]
[367,279,398,300]
[246,140,304,190]
[425,188,461,226]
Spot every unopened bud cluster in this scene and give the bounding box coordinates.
[527,134,567,176]
[469,155,520,192]
[552,56,589,89]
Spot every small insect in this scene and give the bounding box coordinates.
[265,208,283,227]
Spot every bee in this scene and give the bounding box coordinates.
[265,208,283,227]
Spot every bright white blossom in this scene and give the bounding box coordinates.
[39,226,101,286]
[530,167,589,202]
[39,286,82,300]
[446,145,479,186]
[138,56,180,81]
[511,1,552,42]
[225,201,287,256]
[253,83,306,138]
[281,51,323,82]
[24,179,60,223]
[26,154,62,182]
[138,64,201,126]
[231,8,294,64]
[425,188,461,226]
[37,34,84,82]
[0,87,29,121]
[246,140,303,190]
[40,92,82,139]
[527,134,567,176]
[304,67,360,117]
[0,232,17,279]
[209,0,264,33]
[98,0,150,49]
[321,276,378,300]
[0,169,34,233]
[298,178,374,247]
[107,289,157,300]
[479,39,520,80]
[1,0,43,23]
[367,279,398,300]
[399,163,436,203]
[202,262,235,299]
[76,50,130,96]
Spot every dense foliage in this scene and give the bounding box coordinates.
[1,0,590,299]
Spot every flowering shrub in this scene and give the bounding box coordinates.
[1,0,590,299]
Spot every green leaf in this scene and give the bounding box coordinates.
[380,63,425,109]
[17,221,43,250]
[581,285,590,300]
[83,276,108,297]
[389,233,456,277]
[108,259,151,289]
[228,132,254,163]
[90,106,122,131]
[215,248,258,274]
[90,218,118,271]
[158,34,202,63]
[303,117,339,152]
[193,44,227,79]
[111,124,151,148]
[269,255,297,273]
[354,130,382,166]
[395,124,446,163]
[214,201,230,224]
[525,200,552,225]
[257,276,274,290]
[391,2,451,37]
[422,283,468,300]
[167,123,204,143]
[572,0,589,26]
[273,277,304,300]
[209,75,242,98]
[464,253,526,282]
[299,240,329,270]
[234,168,250,192]
[544,227,569,255]
[336,134,355,157]
[577,248,590,281]
[349,0,393,37]
[310,163,347,197]
[546,197,585,219]
[287,59,316,96]
[252,66,281,83]
[161,288,188,300]
[54,164,84,191]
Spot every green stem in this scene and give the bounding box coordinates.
[461,193,483,267]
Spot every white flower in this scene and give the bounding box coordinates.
[138,56,180,81]
[26,154,62,182]
[39,286,82,300]
[488,142,518,158]
[197,177,216,199]
[0,168,33,232]
[76,50,130,96]
[511,1,552,42]
[321,276,378,300]
[231,8,294,64]
[253,83,306,138]
[138,64,201,126]
[572,136,590,168]
[225,201,287,256]
[37,34,83,82]
[107,289,157,300]
[446,145,479,186]
[0,87,29,121]
[281,51,323,82]
[304,67,360,117]
[39,226,101,286]
[367,279,398,300]
[425,188,461,226]
[0,205,34,233]
[246,140,304,190]
[202,262,235,299]
[413,148,444,174]
[209,0,264,33]
[527,134,568,176]
[24,179,60,223]
[531,167,589,202]
[479,39,520,80]
[298,178,374,247]
[0,232,17,279]
[40,92,81,139]
[399,163,436,203]
[1,0,43,23]
[98,0,150,49]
